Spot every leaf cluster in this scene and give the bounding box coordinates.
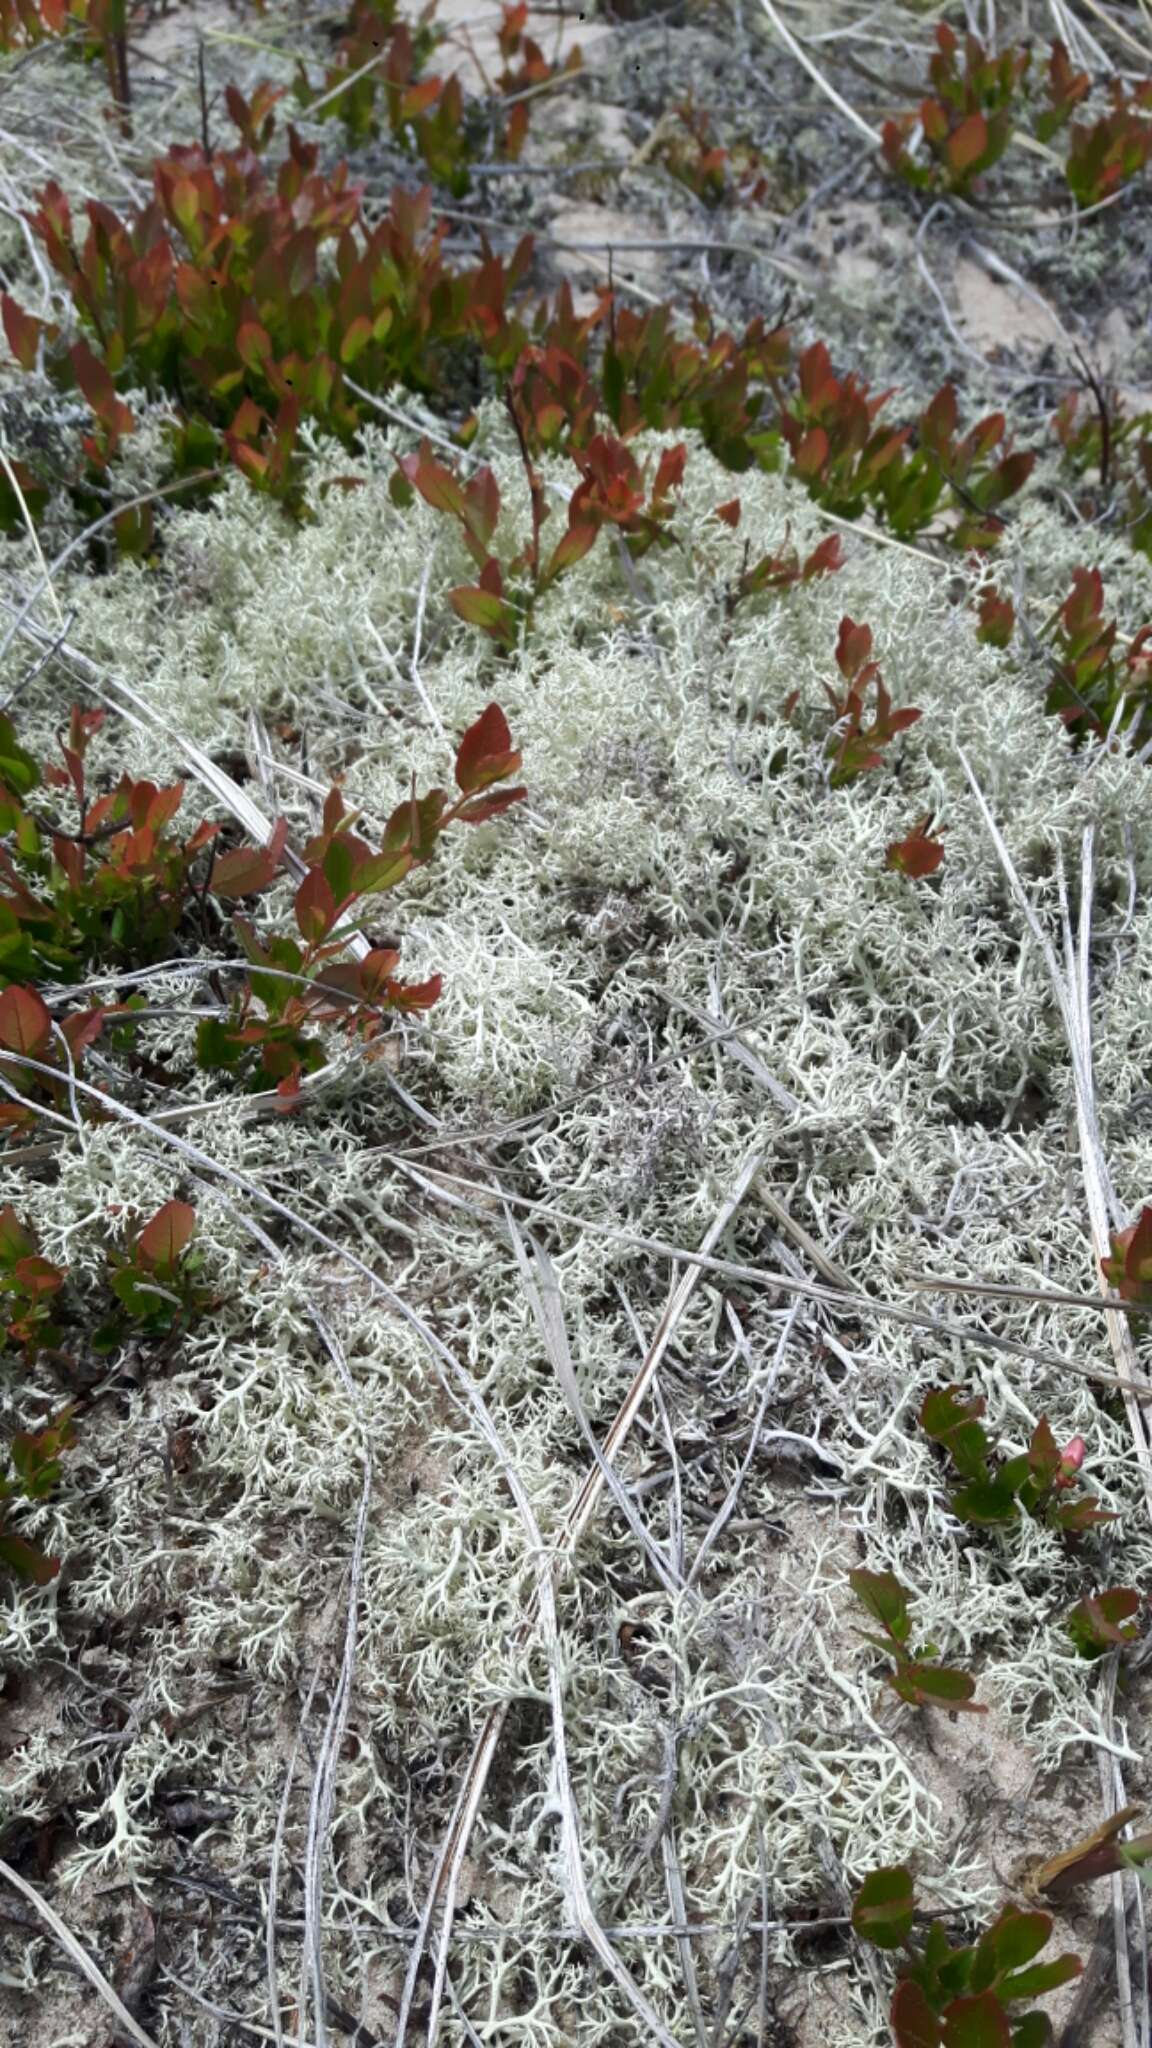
[848,1567,985,1712]
[920,1386,1114,1533]
[0,706,217,988]
[1,121,538,523]
[1051,387,1152,558]
[0,700,523,1112]
[291,0,576,179]
[772,346,1033,544]
[808,616,922,789]
[1042,568,1152,746]
[881,28,1152,209]
[853,1865,1082,2047]
[0,1197,208,1584]
[200,703,525,1097]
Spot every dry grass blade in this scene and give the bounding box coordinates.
[394,1147,767,2045]
[685,1303,802,1589]
[960,756,1152,1516]
[900,1273,1152,1316]
[297,1316,374,2048]
[506,1208,684,1594]
[1097,1657,1144,2048]
[389,1152,1152,1394]
[561,1147,767,1551]
[756,0,882,144]
[0,1857,162,2048]
[0,1054,553,2048]
[961,759,1152,2035]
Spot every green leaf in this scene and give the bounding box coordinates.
[0,730,40,804]
[545,517,599,581]
[902,1662,986,1711]
[449,585,514,638]
[852,1865,915,1950]
[1064,1587,1141,1659]
[321,834,357,905]
[971,1910,1051,1991]
[196,1017,244,1070]
[920,1385,989,1477]
[349,850,414,895]
[996,1958,1082,2002]
[950,1478,1020,1526]
[0,1205,35,1267]
[0,1526,60,1585]
[937,1945,976,1999]
[849,1567,912,1644]
[1009,2015,1053,2048]
[941,1992,1011,2046]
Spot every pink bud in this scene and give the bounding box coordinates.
[1059,1436,1086,1475]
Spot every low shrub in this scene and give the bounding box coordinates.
[849,1567,984,1712]
[920,1387,1113,1533]
[853,1864,1082,2045]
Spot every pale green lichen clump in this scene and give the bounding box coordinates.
[1,395,1150,2046]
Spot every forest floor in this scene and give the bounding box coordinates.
[1,1,1152,2045]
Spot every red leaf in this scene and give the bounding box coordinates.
[60,1008,104,1062]
[1062,567,1103,639]
[237,319,273,372]
[359,948,402,1000]
[210,821,288,896]
[294,868,337,944]
[836,616,873,680]
[546,518,599,580]
[400,442,470,525]
[975,589,1015,647]
[939,1991,1010,2046]
[137,1199,196,1268]
[70,340,134,440]
[13,1254,63,1301]
[455,704,521,795]
[0,1530,61,1586]
[890,1978,942,2048]
[389,972,443,1012]
[0,985,51,1057]
[275,1067,303,1110]
[714,498,742,527]
[1,294,42,374]
[886,816,946,879]
[802,535,844,579]
[948,113,989,176]
[651,442,687,507]
[794,425,829,478]
[454,787,528,824]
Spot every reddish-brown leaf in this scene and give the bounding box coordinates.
[836,616,873,680]
[454,787,528,824]
[886,816,946,879]
[948,113,990,175]
[137,1199,196,1269]
[294,867,337,944]
[210,821,288,896]
[455,704,521,795]
[890,1978,941,2048]
[0,985,52,1057]
[545,518,599,581]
